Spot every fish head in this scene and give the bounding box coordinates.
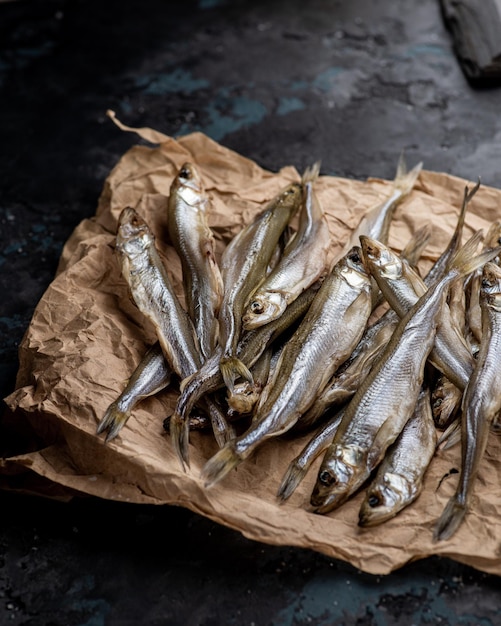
[358,472,414,527]
[481,262,501,312]
[242,292,287,329]
[360,236,403,282]
[173,162,206,208]
[276,182,303,211]
[116,207,154,259]
[339,246,371,288]
[227,381,261,414]
[310,444,367,514]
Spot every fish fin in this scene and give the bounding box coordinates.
[446,230,501,278]
[436,418,461,451]
[400,223,432,269]
[96,402,130,442]
[220,357,253,393]
[433,495,467,541]
[301,161,321,184]
[393,153,423,196]
[169,412,190,471]
[202,444,241,487]
[276,460,308,502]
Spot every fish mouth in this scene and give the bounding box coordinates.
[358,506,392,528]
[359,236,381,261]
[310,488,348,514]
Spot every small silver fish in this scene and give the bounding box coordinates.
[97,343,172,442]
[116,207,232,467]
[242,163,330,330]
[203,247,373,487]
[358,386,436,527]
[167,162,223,360]
[434,262,501,541]
[218,182,303,392]
[311,234,496,514]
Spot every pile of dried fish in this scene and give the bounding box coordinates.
[97,155,501,543]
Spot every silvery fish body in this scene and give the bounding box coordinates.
[434,262,501,541]
[218,182,303,390]
[361,236,475,391]
[97,343,172,441]
[167,162,223,360]
[202,247,373,487]
[116,207,232,466]
[242,163,330,330]
[358,386,436,527]
[310,234,495,514]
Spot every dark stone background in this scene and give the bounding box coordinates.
[1,0,501,624]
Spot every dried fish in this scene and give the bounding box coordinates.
[434,262,501,541]
[167,162,223,360]
[116,207,232,467]
[218,182,303,392]
[97,343,172,442]
[203,247,373,487]
[310,234,496,514]
[242,163,330,330]
[358,386,436,527]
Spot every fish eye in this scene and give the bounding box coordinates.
[368,494,380,508]
[250,301,264,314]
[180,166,191,179]
[319,470,336,487]
[348,249,361,264]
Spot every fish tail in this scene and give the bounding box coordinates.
[456,179,480,234]
[220,356,253,393]
[301,161,321,184]
[96,402,130,442]
[169,412,190,471]
[447,230,501,278]
[202,444,242,487]
[276,460,307,502]
[393,153,423,196]
[401,223,432,268]
[433,495,467,541]
[436,418,461,451]
[205,398,236,448]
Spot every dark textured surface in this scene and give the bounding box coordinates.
[1,0,501,624]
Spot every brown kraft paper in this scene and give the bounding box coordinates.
[3,112,501,576]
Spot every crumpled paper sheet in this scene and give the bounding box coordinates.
[3,115,501,576]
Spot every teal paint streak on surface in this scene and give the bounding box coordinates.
[272,569,500,626]
[289,79,309,91]
[120,99,133,115]
[405,43,450,58]
[0,315,26,331]
[136,68,209,95]
[64,575,111,626]
[3,240,27,255]
[277,96,305,115]
[179,93,267,140]
[312,67,344,92]
[199,0,226,7]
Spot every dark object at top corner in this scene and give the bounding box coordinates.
[440,0,501,86]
